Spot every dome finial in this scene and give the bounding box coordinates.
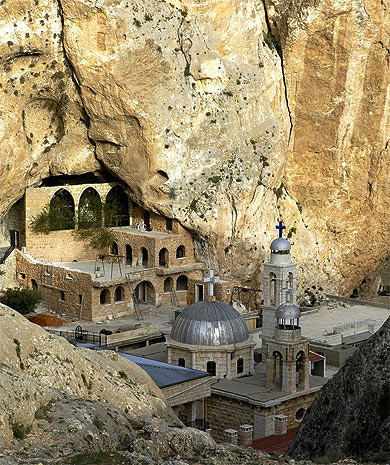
[276,220,286,238]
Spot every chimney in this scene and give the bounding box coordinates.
[274,414,288,435]
[239,424,253,446]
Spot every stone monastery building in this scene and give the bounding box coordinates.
[6,174,216,321]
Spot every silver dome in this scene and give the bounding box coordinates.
[170,300,249,346]
[270,237,291,251]
[275,303,301,320]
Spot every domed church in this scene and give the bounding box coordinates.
[170,221,327,443]
[166,277,255,378]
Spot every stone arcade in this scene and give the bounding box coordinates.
[4,175,215,321]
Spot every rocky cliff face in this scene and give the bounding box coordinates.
[288,316,390,462]
[1,0,389,295]
[0,304,289,464]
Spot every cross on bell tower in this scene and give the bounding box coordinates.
[202,269,220,301]
[276,220,286,238]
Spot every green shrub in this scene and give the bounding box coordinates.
[118,370,128,379]
[10,421,32,439]
[0,287,41,315]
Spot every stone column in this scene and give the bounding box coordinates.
[226,352,232,379]
[303,359,310,390]
[250,345,255,373]
[191,351,196,369]
[167,346,172,364]
[190,401,197,423]
[266,356,275,388]
[282,360,296,394]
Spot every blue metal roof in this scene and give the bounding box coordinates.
[119,352,209,388]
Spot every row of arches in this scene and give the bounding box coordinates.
[109,243,186,268]
[100,286,125,304]
[271,350,306,388]
[48,185,129,231]
[99,276,189,307]
[269,271,294,306]
[164,275,188,292]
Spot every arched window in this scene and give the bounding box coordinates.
[114,286,124,302]
[286,272,294,302]
[176,245,185,258]
[273,350,283,388]
[237,358,244,374]
[100,289,110,305]
[126,245,132,265]
[296,408,305,421]
[110,242,118,255]
[270,272,277,306]
[207,361,216,376]
[176,275,188,291]
[141,248,148,267]
[78,187,101,229]
[31,279,38,289]
[178,358,185,367]
[164,277,173,293]
[159,248,169,267]
[49,189,75,231]
[104,185,129,227]
[59,290,65,301]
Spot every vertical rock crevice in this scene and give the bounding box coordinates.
[262,0,293,143]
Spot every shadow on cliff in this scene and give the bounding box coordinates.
[288,317,390,462]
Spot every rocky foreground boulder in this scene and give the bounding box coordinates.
[288,317,390,462]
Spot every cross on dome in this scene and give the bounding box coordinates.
[202,269,220,299]
[276,220,286,238]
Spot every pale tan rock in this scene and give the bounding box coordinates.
[1,0,389,296]
[0,304,171,421]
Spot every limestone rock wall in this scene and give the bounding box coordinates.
[1,0,389,295]
[288,316,390,462]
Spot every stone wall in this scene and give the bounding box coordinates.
[0,198,25,248]
[162,376,212,408]
[16,251,94,320]
[207,395,253,443]
[25,183,118,262]
[168,344,253,378]
[113,228,195,269]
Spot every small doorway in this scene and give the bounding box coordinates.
[141,248,148,267]
[144,211,150,229]
[135,281,155,304]
[195,284,204,302]
[159,248,169,267]
[126,245,132,265]
[10,230,20,248]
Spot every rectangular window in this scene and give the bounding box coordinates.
[166,218,173,231]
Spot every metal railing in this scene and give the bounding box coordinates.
[46,326,108,347]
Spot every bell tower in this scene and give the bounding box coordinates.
[263,304,310,393]
[262,221,297,337]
